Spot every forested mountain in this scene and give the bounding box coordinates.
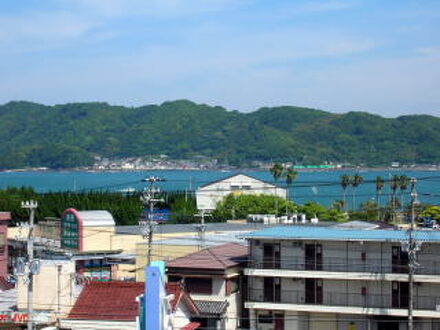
[0,100,439,169]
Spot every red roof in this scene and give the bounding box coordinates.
[68,282,144,321]
[68,281,199,322]
[166,243,247,271]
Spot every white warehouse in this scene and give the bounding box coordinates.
[196,173,287,211]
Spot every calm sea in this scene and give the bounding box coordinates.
[0,169,438,207]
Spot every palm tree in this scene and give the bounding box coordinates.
[270,163,284,183]
[351,174,364,211]
[270,162,284,216]
[390,175,400,222]
[375,176,385,221]
[340,174,351,212]
[399,175,409,211]
[284,168,298,215]
[285,168,297,187]
[375,176,385,205]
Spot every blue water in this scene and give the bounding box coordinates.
[0,169,438,207]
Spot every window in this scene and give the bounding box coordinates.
[258,314,273,324]
[185,277,212,294]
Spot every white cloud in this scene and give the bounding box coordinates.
[416,46,440,57]
[57,0,249,18]
[0,11,97,49]
[291,0,360,14]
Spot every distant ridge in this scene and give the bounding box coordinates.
[0,100,439,169]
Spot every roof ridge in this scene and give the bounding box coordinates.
[207,246,228,268]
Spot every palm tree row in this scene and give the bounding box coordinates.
[270,163,298,215]
[339,174,364,211]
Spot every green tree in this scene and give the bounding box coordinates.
[420,206,440,221]
[340,174,351,212]
[350,174,364,211]
[375,176,385,220]
[270,163,284,182]
[212,193,297,221]
[390,175,400,222]
[284,168,298,214]
[399,175,409,211]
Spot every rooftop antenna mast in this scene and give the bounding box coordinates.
[139,176,165,266]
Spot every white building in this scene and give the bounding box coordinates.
[244,226,440,330]
[196,173,287,211]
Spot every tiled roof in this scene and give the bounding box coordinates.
[68,282,144,321]
[68,281,198,322]
[193,300,228,316]
[242,225,440,242]
[166,243,247,270]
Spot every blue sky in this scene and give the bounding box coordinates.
[0,0,439,116]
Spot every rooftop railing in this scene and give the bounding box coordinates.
[247,288,440,311]
[248,256,440,275]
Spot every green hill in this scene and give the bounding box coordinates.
[0,100,438,168]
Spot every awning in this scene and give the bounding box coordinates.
[192,300,228,316]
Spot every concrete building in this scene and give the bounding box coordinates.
[244,226,440,330]
[17,259,78,324]
[166,243,248,329]
[196,173,286,211]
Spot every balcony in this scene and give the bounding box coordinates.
[247,288,440,315]
[248,256,440,276]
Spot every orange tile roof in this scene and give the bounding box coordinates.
[68,282,144,321]
[68,281,199,322]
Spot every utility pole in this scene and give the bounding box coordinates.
[21,200,38,330]
[194,210,210,249]
[139,176,164,266]
[408,177,419,330]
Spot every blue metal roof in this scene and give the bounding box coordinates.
[242,226,440,243]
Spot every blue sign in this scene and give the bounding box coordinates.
[142,209,170,222]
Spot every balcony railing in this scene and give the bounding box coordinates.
[248,288,440,311]
[248,256,440,275]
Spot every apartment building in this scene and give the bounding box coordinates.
[166,243,248,329]
[244,226,440,330]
